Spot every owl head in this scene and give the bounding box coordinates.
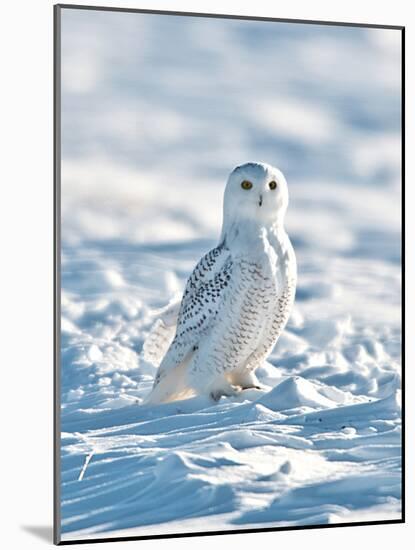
[220,162,289,242]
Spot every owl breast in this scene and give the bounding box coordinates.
[252,231,296,363]
[201,237,296,379]
[245,270,296,370]
[237,251,296,370]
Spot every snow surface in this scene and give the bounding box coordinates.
[59,9,402,541]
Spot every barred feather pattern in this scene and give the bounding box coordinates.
[152,245,231,388]
[145,162,297,404]
[244,276,296,371]
[142,318,176,367]
[188,258,295,387]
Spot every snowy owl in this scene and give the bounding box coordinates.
[144,162,297,404]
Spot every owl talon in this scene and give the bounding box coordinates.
[241,384,264,390]
[210,391,222,402]
[210,384,241,401]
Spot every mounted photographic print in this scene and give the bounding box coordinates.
[54,4,404,545]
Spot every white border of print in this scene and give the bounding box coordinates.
[1,1,412,550]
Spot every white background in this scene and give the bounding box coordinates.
[0,0,411,548]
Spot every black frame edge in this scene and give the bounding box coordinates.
[59,519,405,545]
[54,3,404,30]
[400,26,405,524]
[53,3,62,546]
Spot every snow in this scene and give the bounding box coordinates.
[58,8,402,542]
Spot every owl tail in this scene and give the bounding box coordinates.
[143,354,195,405]
[142,295,182,367]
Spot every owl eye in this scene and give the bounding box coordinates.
[241,180,253,190]
[269,181,277,190]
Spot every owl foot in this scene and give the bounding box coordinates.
[210,384,241,402]
[240,384,265,391]
[228,370,262,391]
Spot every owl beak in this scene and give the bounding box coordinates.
[258,194,263,207]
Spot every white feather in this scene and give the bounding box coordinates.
[144,162,297,404]
[142,296,181,367]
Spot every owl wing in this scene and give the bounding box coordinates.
[142,296,182,367]
[151,243,232,388]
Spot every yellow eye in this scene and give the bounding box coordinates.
[241,180,253,190]
[269,180,277,190]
